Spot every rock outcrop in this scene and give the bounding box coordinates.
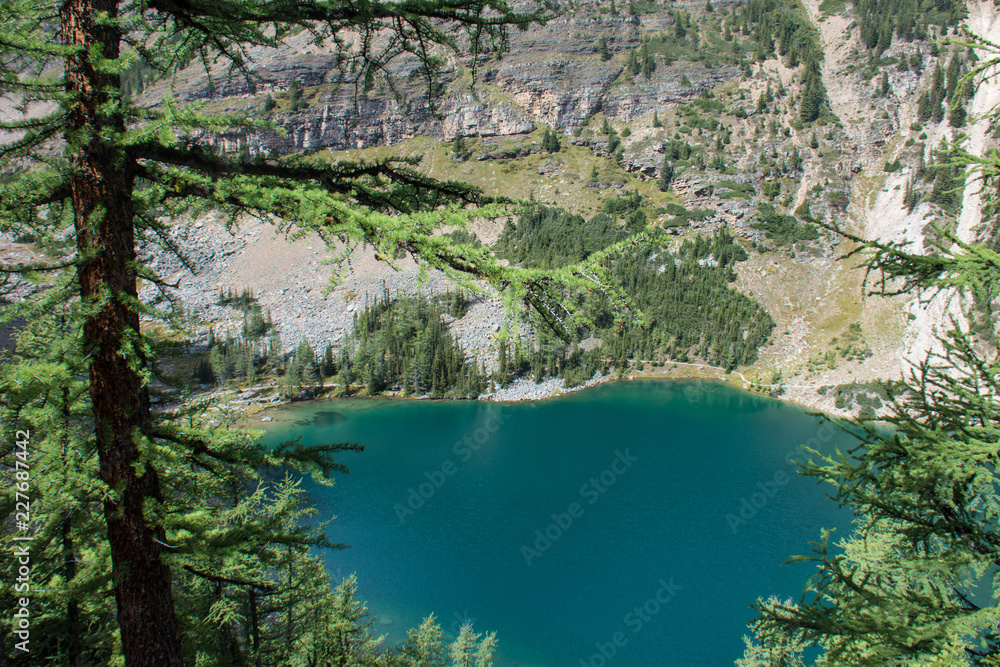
[149,9,734,156]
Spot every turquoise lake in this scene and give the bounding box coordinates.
[259,379,855,666]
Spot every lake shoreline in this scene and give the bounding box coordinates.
[235,363,858,431]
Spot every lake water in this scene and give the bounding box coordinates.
[259,379,854,666]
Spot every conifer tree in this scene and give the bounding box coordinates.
[267,327,285,372]
[0,306,118,663]
[799,68,824,123]
[674,10,687,40]
[452,134,468,161]
[917,90,933,121]
[878,70,890,96]
[0,0,658,663]
[450,623,498,667]
[743,29,1000,665]
[658,157,675,191]
[598,36,612,61]
[948,99,967,128]
[542,128,561,152]
[323,342,336,376]
[946,52,963,99]
[640,42,655,78]
[288,79,306,111]
[626,49,641,76]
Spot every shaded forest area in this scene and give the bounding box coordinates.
[495,205,775,374]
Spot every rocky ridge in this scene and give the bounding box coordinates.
[148,8,740,156]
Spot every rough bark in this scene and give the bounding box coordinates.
[61,0,183,663]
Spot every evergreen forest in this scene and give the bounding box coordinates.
[495,205,774,375]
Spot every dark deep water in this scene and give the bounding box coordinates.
[259,379,855,666]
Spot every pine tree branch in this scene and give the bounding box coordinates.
[135,213,200,276]
[133,141,489,211]
[0,173,71,213]
[183,564,277,591]
[145,0,548,31]
[0,259,78,274]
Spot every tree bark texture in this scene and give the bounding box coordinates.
[61,0,184,662]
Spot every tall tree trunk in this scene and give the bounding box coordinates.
[61,0,183,663]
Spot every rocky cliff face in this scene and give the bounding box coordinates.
[150,7,740,155]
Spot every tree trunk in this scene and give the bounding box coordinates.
[61,0,183,663]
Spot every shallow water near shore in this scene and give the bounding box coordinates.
[259,379,855,666]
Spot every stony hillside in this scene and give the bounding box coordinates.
[114,0,998,414]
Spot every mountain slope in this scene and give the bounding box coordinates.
[123,0,1000,413]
